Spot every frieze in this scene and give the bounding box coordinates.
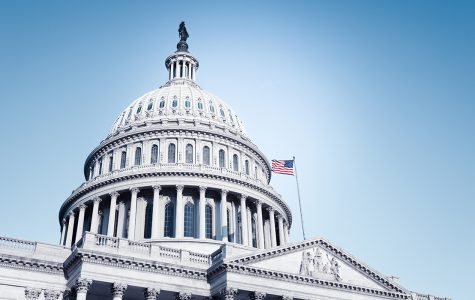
[0,254,63,275]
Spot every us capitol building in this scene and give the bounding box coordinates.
[0,23,449,300]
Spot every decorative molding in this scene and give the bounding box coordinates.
[250,291,266,300]
[175,292,191,300]
[144,288,160,300]
[44,290,61,300]
[75,278,92,293]
[220,287,238,300]
[25,287,41,300]
[112,282,127,296]
[0,254,63,274]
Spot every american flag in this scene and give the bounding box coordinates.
[271,159,294,175]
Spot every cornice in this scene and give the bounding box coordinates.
[0,253,63,275]
[64,249,207,281]
[59,169,292,226]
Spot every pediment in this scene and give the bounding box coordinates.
[227,238,408,294]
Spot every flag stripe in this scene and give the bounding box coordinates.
[271,159,294,175]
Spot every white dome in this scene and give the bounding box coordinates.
[109,79,246,137]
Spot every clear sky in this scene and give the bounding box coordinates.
[0,1,473,299]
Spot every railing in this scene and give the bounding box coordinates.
[0,236,36,253]
[82,233,211,267]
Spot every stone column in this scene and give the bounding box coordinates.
[220,189,229,242]
[116,201,126,238]
[175,185,185,238]
[267,207,277,247]
[151,185,161,239]
[128,187,140,239]
[240,194,249,246]
[75,204,87,243]
[43,290,61,300]
[283,222,289,244]
[111,282,127,300]
[176,292,191,300]
[60,218,67,245]
[90,197,102,234]
[24,288,41,300]
[107,191,119,237]
[199,186,207,239]
[220,287,237,300]
[135,197,148,239]
[170,60,174,80]
[277,215,285,246]
[250,291,266,300]
[145,288,160,300]
[75,278,92,300]
[256,200,265,249]
[65,211,75,247]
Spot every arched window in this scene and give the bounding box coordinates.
[197,101,203,110]
[205,205,213,239]
[220,108,225,118]
[120,151,127,169]
[159,100,165,108]
[108,155,113,172]
[209,102,215,113]
[219,149,225,168]
[245,160,250,175]
[134,147,142,165]
[184,202,194,237]
[233,154,239,172]
[171,99,178,108]
[168,143,176,163]
[136,105,142,114]
[147,101,153,111]
[185,144,193,164]
[184,99,191,109]
[228,110,234,123]
[150,144,159,164]
[203,146,210,166]
[127,109,132,120]
[164,202,175,237]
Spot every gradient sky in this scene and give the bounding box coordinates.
[0,1,473,299]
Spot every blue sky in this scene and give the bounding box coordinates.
[0,1,473,299]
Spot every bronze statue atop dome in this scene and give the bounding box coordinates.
[177,21,189,52]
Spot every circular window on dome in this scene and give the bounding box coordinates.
[209,102,215,113]
[185,98,191,109]
[159,99,165,109]
[172,99,178,108]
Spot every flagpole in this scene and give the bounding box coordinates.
[293,156,306,240]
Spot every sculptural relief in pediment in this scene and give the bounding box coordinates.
[299,247,341,281]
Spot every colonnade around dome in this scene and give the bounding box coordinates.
[60,183,290,251]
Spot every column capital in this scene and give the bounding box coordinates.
[266,206,275,213]
[93,197,102,204]
[109,191,120,198]
[61,218,66,225]
[44,290,61,300]
[130,187,140,194]
[25,288,41,300]
[222,189,229,196]
[240,194,247,200]
[144,288,160,300]
[276,214,283,220]
[79,204,87,211]
[175,292,191,300]
[254,199,262,206]
[111,282,127,297]
[220,287,238,300]
[250,291,267,300]
[199,186,207,193]
[281,296,293,300]
[152,185,161,192]
[68,211,75,218]
[176,184,184,192]
[76,278,92,293]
